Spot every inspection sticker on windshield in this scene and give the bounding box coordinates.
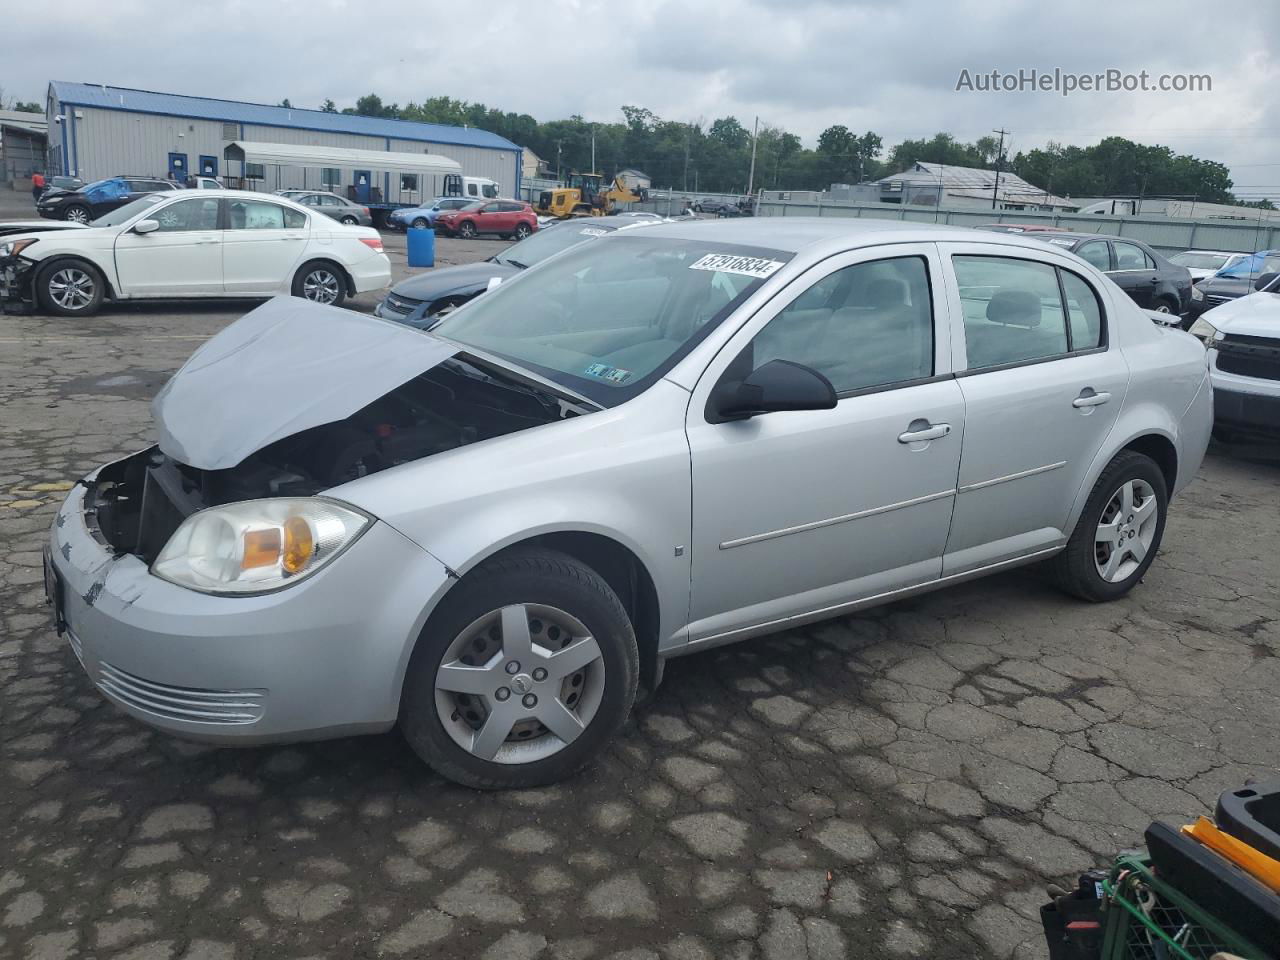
[584,362,633,384]
[579,227,608,237]
[688,253,784,279]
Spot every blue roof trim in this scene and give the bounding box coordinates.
[49,81,523,154]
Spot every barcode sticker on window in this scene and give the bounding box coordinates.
[688,253,784,279]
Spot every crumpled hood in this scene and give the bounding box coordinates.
[1203,290,1280,338]
[153,297,458,470]
[1196,275,1253,299]
[392,260,521,303]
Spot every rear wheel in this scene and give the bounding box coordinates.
[1153,297,1177,314]
[1048,450,1167,602]
[400,548,639,789]
[36,259,105,316]
[513,222,533,240]
[458,220,477,239]
[63,205,90,224]
[292,260,346,307]
[412,218,429,230]
[340,215,358,226]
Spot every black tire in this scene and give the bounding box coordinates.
[1152,296,1178,315]
[457,220,477,239]
[400,548,639,789]
[62,205,90,224]
[36,258,105,317]
[1048,450,1168,602]
[513,222,533,240]
[340,215,358,225]
[412,218,429,230]
[291,260,347,307]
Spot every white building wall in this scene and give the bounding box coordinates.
[49,103,519,203]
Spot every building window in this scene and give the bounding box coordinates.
[222,122,238,140]
[321,168,340,188]
[245,163,266,180]
[400,174,418,192]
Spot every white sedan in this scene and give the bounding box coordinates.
[0,189,390,316]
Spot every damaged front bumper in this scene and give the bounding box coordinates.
[0,256,36,314]
[47,461,455,745]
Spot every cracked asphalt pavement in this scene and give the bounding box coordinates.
[2,210,1278,960]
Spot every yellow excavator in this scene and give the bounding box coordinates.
[535,172,646,219]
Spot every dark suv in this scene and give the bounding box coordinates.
[1033,233,1193,316]
[36,176,182,223]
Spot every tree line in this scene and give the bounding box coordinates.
[275,93,1237,203]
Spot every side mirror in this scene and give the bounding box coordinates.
[1254,272,1278,291]
[709,359,837,423]
[133,219,159,235]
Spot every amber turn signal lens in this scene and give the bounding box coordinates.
[282,515,315,575]
[241,527,282,570]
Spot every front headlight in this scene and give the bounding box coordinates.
[1187,317,1219,344]
[0,238,38,258]
[152,498,371,595]
[1191,285,1205,301]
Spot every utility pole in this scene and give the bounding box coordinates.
[746,115,759,199]
[683,123,690,192]
[591,128,596,174]
[991,128,1008,210]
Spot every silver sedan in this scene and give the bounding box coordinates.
[47,219,1212,788]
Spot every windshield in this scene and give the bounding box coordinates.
[90,194,166,227]
[1170,252,1230,271]
[1217,252,1280,278]
[432,235,791,405]
[493,222,617,268]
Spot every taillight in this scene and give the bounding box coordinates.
[359,237,384,253]
[362,207,371,217]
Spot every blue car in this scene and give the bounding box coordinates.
[388,197,477,230]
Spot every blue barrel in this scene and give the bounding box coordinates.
[406,227,435,268]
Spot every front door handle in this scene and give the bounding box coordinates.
[195,237,219,245]
[1073,389,1112,408]
[898,421,951,443]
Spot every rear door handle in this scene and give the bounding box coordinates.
[898,421,951,443]
[1073,390,1112,408]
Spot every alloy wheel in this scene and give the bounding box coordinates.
[302,269,341,304]
[1094,478,1159,582]
[65,207,89,224]
[48,268,96,310]
[1154,303,1173,314]
[433,603,605,764]
[459,222,476,238]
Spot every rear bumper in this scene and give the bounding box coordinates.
[349,253,392,294]
[47,475,452,745]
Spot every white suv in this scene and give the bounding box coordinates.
[1188,273,1280,438]
[0,189,390,316]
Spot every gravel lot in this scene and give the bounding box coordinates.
[2,199,1278,960]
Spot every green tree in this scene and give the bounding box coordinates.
[320,99,338,113]
[277,98,293,109]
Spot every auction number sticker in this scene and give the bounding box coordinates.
[688,253,785,279]
[584,362,633,383]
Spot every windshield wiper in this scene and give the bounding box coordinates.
[502,258,529,270]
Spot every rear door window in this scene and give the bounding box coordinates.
[1075,241,1111,271]
[953,256,1070,368]
[1113,242,1147,271]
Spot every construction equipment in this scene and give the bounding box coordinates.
[535,172,646,219]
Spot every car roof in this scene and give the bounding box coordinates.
[626,216,1069,255]
[1178,249,1243,256]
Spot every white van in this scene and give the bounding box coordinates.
[444,174,499,200]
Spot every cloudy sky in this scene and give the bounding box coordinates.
[6,0,1279,197]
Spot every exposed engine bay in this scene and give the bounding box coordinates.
[89,355,586,563]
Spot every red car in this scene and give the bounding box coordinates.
[435,200,537,240]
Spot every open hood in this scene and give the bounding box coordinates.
[153,297,458,470]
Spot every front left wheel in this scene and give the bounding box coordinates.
[292,261,346,307]
[400,548,639,789]
[36,259,105,316]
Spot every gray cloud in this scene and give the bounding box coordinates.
[4,0,1274,191]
